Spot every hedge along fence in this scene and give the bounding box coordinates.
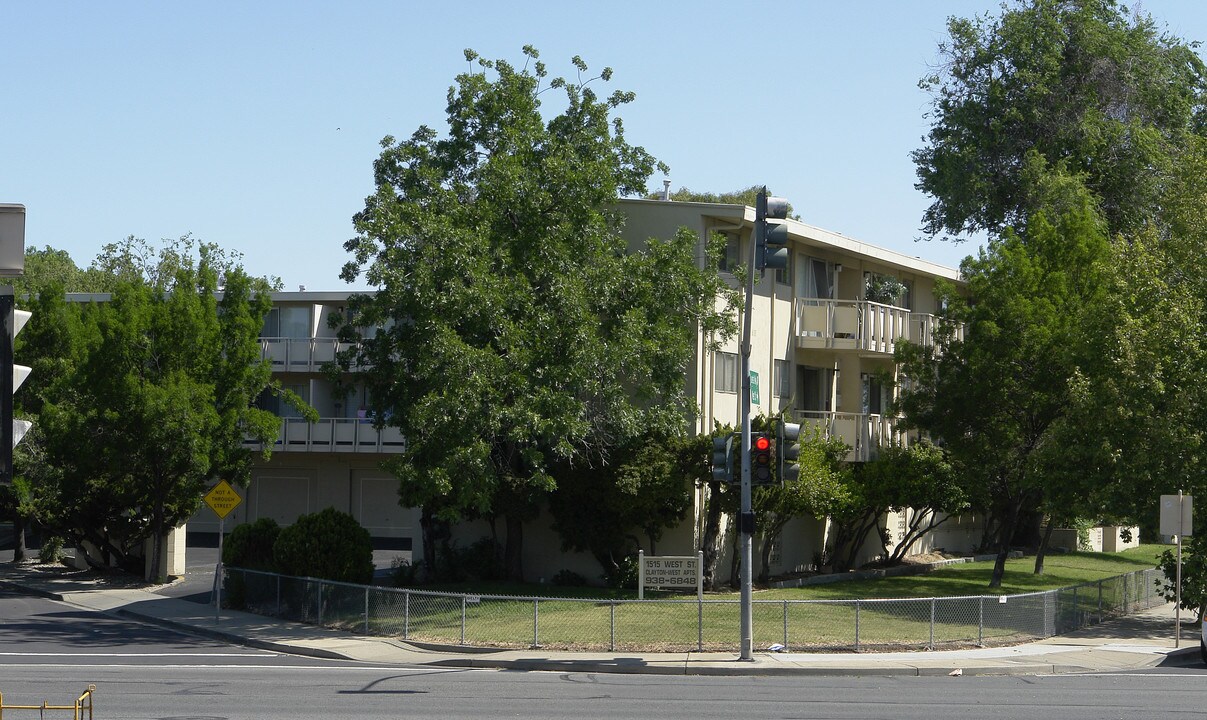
[223,566,1165,653]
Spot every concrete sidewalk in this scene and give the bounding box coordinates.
[0,561,1201,677]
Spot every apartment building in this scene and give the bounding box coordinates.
[187,198,977,580]
[616,199,978,574]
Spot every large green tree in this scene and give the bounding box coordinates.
[914,0,1207,241]
[336,48,735,581]
[907,0,1207,586]
[26,240,300,580]
[827,441,966,572]
[897,173,1109,587]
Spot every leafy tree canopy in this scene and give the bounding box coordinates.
[914,0,1207,240]
[337,47,736,581]
[650,185,800,219]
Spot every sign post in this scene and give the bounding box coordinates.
[1160,492,1193,648]
[203,480,243,624]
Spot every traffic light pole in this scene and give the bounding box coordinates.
[736,196,767,662]
[0,287,12,484]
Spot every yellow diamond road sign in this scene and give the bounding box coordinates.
[204,480,242,520]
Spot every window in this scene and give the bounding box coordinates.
[861,374,890,415]
[801,258,834,300]
[864,272,909,308]
[281,306,311,339]
[774,359,791,398]
[260,307,280,338]
[715,351,739,393]
[797,366,835,413]
[718,233,741,273]
[774,253,792,286]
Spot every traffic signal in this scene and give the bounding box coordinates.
[0,291,30,483]
[711,433,735,484]
[756,190,790,271]
[778,421,802,483]
[751,432,774,485]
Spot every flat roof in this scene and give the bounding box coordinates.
[617,198,963,282]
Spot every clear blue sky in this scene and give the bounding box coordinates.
[5,1,1206,290]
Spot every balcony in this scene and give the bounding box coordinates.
[259,337,356,372]
[794,300,962,354]
[245,417,406,453]
[908,312,965,347]
[798,411,911,462]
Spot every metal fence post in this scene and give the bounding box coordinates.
[854,600,861,652]
[1097,580,1103,621]
[365,586,370,634]
[404,590,410,640]
[461,596,466,645]
[929,598,936,650]
[533,599,540,648]
[610,602,616,652]
[1072,585,1079,630]
[978,596,984,646]
[276,573,281,616]
[782,600,789,650]
[317,580,323,626]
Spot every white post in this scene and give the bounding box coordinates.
[215,516,224,625]
[1176,489,1183,649]
[638,549,644,601]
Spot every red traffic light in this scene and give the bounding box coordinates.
[754,435,770,452]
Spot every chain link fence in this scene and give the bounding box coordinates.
[224,566,1165,653]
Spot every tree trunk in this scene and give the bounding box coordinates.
[757,526,780,585]
[728,525,741,589]
[989,499,1023,589]
[12,516,26,563]
[1034,521,1057,575]
[503,512,524,582]
[148,502,165,583]
[699,481,724,590]
[419,507,439,578]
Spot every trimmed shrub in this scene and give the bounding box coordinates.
[273,508,374,584]
[223,517,280,570]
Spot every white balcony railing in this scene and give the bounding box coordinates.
[795,300,963,354]
[794,299,910,354]
[798,411,911,462]
[259,337,358,372]
[907,313,966,347]
[245,417,406,454]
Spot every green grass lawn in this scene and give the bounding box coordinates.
[333,545,1168,651]
[407,545,1166,601]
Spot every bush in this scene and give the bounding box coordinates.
[391,557,423,586]
[601,555,638,589]
[1157,534,1207,622]
[222,518,280,609]
[38,536,64,564]
[273,508,374,584]
[552,569,587,587]
[223,518,280,570]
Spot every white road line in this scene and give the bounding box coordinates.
[0,652,277,657]
[0,662,477,672]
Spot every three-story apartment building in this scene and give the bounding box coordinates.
[186,198,980,580]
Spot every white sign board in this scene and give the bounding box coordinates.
[0,205,25,277]
[637,550,703,600]
[1160,494,1193,537]
[642,555,699,588]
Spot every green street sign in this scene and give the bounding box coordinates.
[750,370,760,405]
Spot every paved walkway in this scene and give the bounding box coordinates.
[0,560,1201,677]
